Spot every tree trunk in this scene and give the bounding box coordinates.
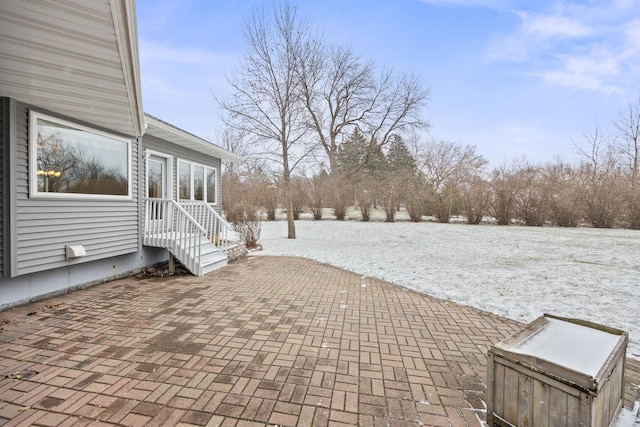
[283,163,296,239]
[286,194,296,238]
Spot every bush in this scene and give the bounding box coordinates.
[460,178,489,225]
[228,203,262,249]
[327,173,351,221]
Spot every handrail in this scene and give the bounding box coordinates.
[144,198,207,275]
[178,200,234,253]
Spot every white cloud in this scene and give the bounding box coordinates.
[139,39,238,67]
[486,2,640,95]
[518,12,591,38]
[621,19,640,60]
[419,0,505,7]
[536,70,620,95]
[138,38,240,104]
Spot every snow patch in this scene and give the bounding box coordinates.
[257,221,639,358]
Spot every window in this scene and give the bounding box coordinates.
[206,168,217,204]
[178,161,191,200]
[29,111,131,199]
[194,165,204,201]
[177,160,217,204]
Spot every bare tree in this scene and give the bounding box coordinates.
[307,173,326,220]
[290,176,309,220]
[615,98,640,228]
[261,180,279,221]
[378,179,398,222]
[418,140,487,223]
[615,98,640,185]
[576,162,624,228]
[352,171,376,222]
[298,45,374,171]
[298,40,430,173]
[574,126,624,228]
[512,163,551,226]
[326,172,352,220]
[222,171,262,249]
[489,164,517,226]
[218,3,315,239]
[360,71,430,164]
[544,159,581,227]
[460,177,490,224]
[404,175,429,222]
[419,140,486,190]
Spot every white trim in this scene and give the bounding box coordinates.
[177,158,218,205]
[144,149,174,199]
[144,115,244,163]
[206,167,218,206]
[111,0,145,137]
[28,111,133,200]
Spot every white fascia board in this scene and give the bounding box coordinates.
[111,0,145,137]
[144,115,245,163]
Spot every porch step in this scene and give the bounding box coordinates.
[201,252,228,275]
[143,199,236,277]
[172,237,227,276]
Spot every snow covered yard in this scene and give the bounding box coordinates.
[255,219,640,360]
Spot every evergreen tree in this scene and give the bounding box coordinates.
[386,134,417,174]
[336,128,368,173]
[336,128,386,177]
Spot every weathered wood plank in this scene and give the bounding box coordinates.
[517,373,533,427]
[532,379,550,427]
[494,361,505,419]
[504,366,519,423]
[549,386,568,426]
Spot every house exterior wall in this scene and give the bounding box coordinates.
[0,98,170,309]
[12,101,141,276]
[0,98,6,277]
[0,247,168,310]
[141,133,223,214]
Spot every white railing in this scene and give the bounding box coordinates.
[178,200,234,253]
[144,198,207,275]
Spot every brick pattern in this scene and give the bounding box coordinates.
[0,256,637,426]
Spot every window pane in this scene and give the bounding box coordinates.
[194,165,204,201]
[36,118,129,196]
[206,168,216,204]
[148,158,164,198]
[178,161,191,199]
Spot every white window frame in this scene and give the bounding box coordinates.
[28,111,133,200]
[177,159,218,205]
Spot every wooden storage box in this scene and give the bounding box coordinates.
[487,314,628,427]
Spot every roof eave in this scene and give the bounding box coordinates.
[112,0,145,137]
[144,115,245,163]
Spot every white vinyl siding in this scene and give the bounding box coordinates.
[0,98,5,276]
[12,103,139,276]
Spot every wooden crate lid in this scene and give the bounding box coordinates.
[490,314,628,392]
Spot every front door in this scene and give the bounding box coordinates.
[148,154,168,199]
[147,154,170,226]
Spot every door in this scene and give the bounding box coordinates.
[147,154,170,226]
[148,154,168,199]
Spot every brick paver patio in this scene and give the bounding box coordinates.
[1,256,638,426]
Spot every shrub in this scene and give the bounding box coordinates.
[228,203,262,249]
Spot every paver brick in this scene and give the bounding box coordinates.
[0,256,637,427]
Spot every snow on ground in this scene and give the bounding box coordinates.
[254,217,640,360]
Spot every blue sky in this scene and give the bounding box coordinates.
[136,0,640,167]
